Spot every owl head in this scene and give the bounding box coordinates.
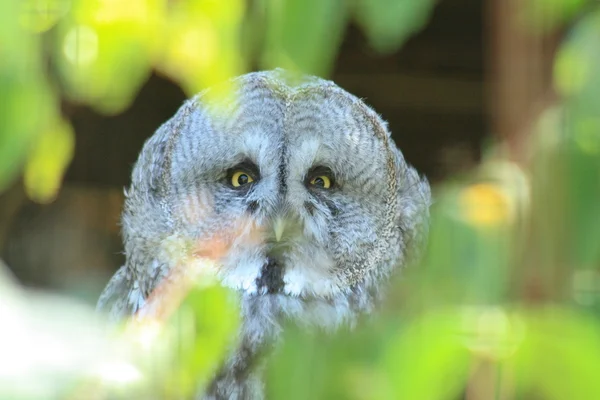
[120,70,430,334]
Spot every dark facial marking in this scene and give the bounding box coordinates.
[255,257,284,294]
[325,199,339,216]
[247,200,259,214]
[304,201,316,216]
[278,153,287,195]
[308,190,340,217]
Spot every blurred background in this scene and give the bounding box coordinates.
[2,0,600,398]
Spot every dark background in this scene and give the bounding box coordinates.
[0,0,484,303]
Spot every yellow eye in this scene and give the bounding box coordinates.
[231,171,254,187]
[309,175,331,189]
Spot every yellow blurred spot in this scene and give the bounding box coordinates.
[94,0,154,23]
[459,183,513,227]
[24,117,74,203]
[574,118,600,154]
[554,45,589,97]
[19,0,66,33]
[63,25,99,66]
[178,24,217,70]
[157,0,245,96]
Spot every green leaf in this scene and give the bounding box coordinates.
[19,0,70,33]
[24,117,75,203]
[262,0,348,76]
[155,282,240,399]
[552,10,600,269]
[157,0,246,96]
[353,0,437,53]
[383,310,472,400]
[55,0,158,114]
[512,308,600,399]
[0,0,56,193]
[267,311,473,400]
[411,183,513,306]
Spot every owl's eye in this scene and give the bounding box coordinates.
[306,166,335,189]
[226,160,260,189]
[309,175,331,189]
[231,170,255,187]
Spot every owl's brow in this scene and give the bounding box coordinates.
[226,159,261,179]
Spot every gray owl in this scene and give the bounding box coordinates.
[97,69,431,399]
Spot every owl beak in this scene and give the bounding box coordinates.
[273,218,286,242]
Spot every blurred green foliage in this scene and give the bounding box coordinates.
[2,0,600,399]
[0,0,436,202]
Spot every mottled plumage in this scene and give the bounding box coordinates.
[97,69,431,399]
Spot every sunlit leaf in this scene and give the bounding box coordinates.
[55,0,161,114]
[552,10,600,269]
[124,258,240,399]
[383,310,472,400]
[267,328,345,400]
[19,0,70,33]
[267,311,472,400]
[512,308,600,399]
[158,0,245,97]
[409,183,513,306]
[262,0,348,76]
[0,0,56,192]
[353,0,437,53]
[160,283,239,398]
[23,117,75,203]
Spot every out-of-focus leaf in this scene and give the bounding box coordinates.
[262,0,348,76]
[0,0,55,192]
[55,0,161,114]
[124,258,241,399]
[23,117,74,203]
[512,308,600,399]
[160,283,240,398]
[353,0,437,53]
[523,0,591,32]
[554,10,600,103]
[410,181,513,306]
[552,10,600,270]
[384,310,472,400]
[268,321,404,400]
[267,310,473,400]
[158,0,245,98]
[19,0,70,33]
[267,328,344,400]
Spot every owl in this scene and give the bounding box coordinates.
[97,69,431,399]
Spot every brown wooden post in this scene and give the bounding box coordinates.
[486,0,559,163]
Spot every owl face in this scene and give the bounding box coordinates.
[123,70,430,329]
